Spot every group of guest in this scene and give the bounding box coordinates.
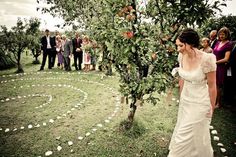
[39,29,98,72]
[200,27,236,108]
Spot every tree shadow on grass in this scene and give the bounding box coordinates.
[118,120,146,139]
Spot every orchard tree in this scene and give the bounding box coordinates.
[0,18,41,73]
[27,18,42,64]
[38,0,226,127]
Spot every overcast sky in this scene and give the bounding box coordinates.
[0,0,235,31]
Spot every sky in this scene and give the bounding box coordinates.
[0,0,235,31]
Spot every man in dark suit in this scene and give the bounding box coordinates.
[224,42,236,107]
[72,32,83,70]
[209,30,218,49]
[39,29,56,70]
[50,31,59,68]
[62,35,73,71]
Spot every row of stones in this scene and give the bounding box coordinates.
[0,83,87,133]
[0,73,120,156]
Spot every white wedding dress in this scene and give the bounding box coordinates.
[168,52,216,157]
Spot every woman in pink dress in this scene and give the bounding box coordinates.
[213,27,233,108]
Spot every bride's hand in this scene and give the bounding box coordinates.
[206,107,214,118]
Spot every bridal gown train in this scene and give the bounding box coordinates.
[168,52,216,157]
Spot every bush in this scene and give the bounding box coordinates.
[0,51,15,70]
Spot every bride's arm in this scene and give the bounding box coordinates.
[179,78,184,95]
[207,71,217,112]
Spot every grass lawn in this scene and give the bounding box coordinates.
[0,54,235,157]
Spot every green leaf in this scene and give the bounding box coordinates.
[131,46,136,52]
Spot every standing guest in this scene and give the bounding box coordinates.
[81,36,92,72]
[62,35,72,71]
[50,31,59,68]
[213,27,233,108]
[55,35,63,69]
[168,28,217,157]
[72,32,83,71]
[224,42,236,107]
[209,30,218,49]
[200,37,213,53]
[39,29,56,70]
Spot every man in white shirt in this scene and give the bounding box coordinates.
[39,29,56,70]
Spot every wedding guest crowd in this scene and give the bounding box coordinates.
[200,27,236,109]
[39,29,99,72]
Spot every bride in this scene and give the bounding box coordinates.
[168,28,217,157]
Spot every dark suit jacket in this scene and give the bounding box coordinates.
[72,38,82,54]
[210,39,218,49]
[41,36,56,52]
[229,42,236,78]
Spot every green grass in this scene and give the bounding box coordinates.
[0,54,235,157]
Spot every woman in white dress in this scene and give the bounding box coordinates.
[168,28,217,157]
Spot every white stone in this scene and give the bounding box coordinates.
[57,116,61,119]
[78,136,83,140]
[45,151,53,156]
[92,128,97,132]
[85,132,91,136]
[172,98,176,101]
[5,98,10,101]
[68,141,73,146]
[20,126,24,129]
[35,124,40,128]
[211,130,217,135]
[97,124,103,127]
[5,128,10,132]
[56,136,61,140]
[0,128,2,131]
[28,125,33,129]
[209,125,214,129]
[70,149,74,153]
[217,143,224,147]
[67,111,71,114]
[105,120,110,123]
[49,119,54,123]
[13,128,17,131]
[213,136,220,141]
[57,146,62,151]
[43,123,47,126]
[220,148,226,153]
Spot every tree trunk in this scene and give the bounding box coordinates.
[16,50,24,73]
[128,102,137,123]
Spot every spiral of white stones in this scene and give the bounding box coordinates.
[0,71,121,156]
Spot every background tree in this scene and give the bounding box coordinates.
[27,18,42,64]
[200,15,236,40]
[38,0,226,127]
[0,18,41,73]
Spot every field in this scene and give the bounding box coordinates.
[0,55,235,157]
